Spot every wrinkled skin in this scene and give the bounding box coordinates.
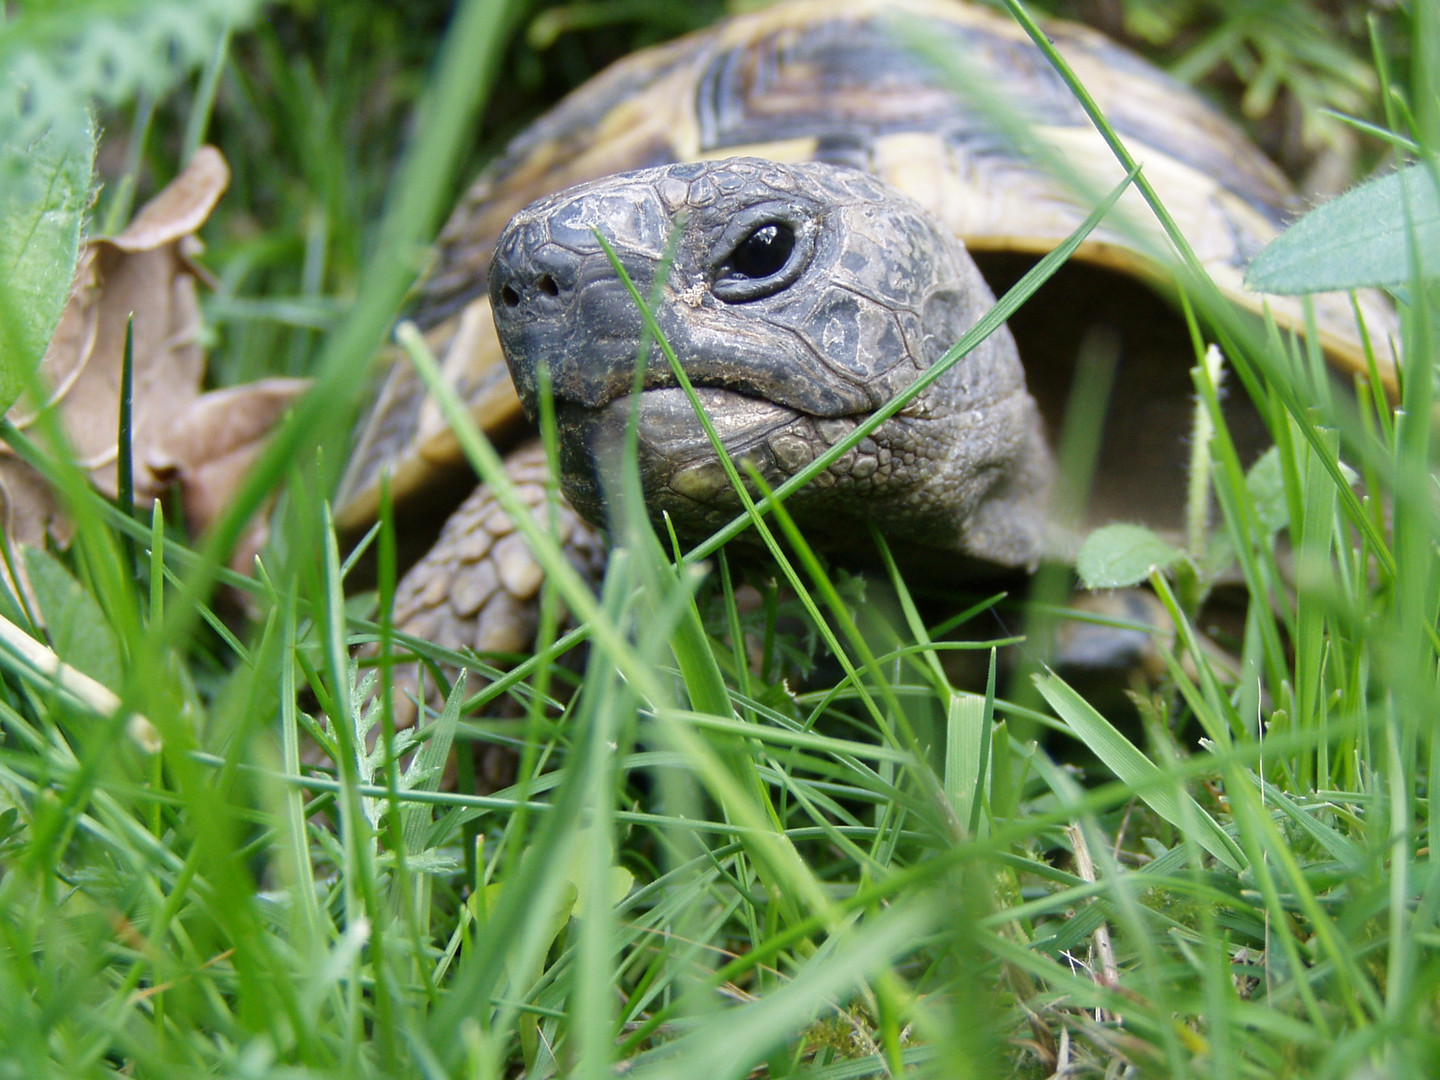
[489,157,1053,570]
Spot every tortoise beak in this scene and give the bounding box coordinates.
[488,179,673,418]
[490,250,656,415]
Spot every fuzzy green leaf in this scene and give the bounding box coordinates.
[1245,162,1440,293]
[0,121,95,413]
[1244,447,1290,537]
[1076,523,1183,589]
[23,546,122,688]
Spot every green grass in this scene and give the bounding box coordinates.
[0,1,1438,1077]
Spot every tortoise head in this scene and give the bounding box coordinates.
[488,157,1052,570]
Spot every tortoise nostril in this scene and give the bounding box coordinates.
[537,274,559,297]
[500,285,521,308]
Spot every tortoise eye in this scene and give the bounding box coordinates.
[713,220,806,302]
[727,223,795,280]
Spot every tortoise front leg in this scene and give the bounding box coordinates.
[385,439,607,734]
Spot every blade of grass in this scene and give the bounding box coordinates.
[946,0,1398,580]
[154,0,522,656]
[1033,669,1245,871]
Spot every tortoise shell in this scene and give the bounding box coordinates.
[334,0,1393,531]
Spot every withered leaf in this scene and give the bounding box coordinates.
[8,145,228,497]
[2,147,229,605]
[148,376,311,568]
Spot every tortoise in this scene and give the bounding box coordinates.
[332,0,1393,682]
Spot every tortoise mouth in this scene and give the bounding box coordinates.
[601,385,806,456]
[553,386,826,531]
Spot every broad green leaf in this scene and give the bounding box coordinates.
[1034,670,1244,871]
[1075,523,1183,589]
[564,820,636,921]
[1245,161,1440,293]
[570,866,636,922]
[0,120,95,413]
[0,0,271,410]
[23,545,122,688]
[1244,447,1290,537]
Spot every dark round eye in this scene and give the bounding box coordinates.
[712,216,812,303]
[726,222,795,280]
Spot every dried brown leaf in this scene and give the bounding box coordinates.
[7,146,229,499]
[147,376,311,539]
[1,147,230,607]
[109,145,229,253]
[0,457,68,607]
